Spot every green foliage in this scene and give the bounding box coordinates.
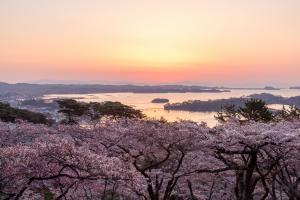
[215,105,239,122]
[0,102,51,124]
[239,99,273,122]
[215,99,274,123]
[57,99,144,124]
[56,99,89,124]
[43,189,54,200]
[89,101,144,120]
[102,190,122,200]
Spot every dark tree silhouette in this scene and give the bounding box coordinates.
[238,99,273,122]
[215,99,274,123]
[89,101,144,120]
[0,102,51,125]
[57,99,144,124]
[56,99,88,124]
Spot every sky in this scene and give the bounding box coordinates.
[0,0,299,87]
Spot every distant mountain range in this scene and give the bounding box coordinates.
[0,82,296,99]
[29,80,141,85]
[0,82,228,97]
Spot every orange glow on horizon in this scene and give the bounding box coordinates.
[0,0,299,86]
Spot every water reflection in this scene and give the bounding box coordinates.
[44,89,300,127]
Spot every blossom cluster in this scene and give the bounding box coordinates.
[0,119,300,199]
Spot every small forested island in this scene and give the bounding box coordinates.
[164,93,300,112]
[263,86,280,90]
[151,98,169,103]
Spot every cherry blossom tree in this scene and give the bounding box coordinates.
[0,121,139,199]
[206,119,300,200]
[1,118,300,199]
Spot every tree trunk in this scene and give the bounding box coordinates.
[235,152,257,200]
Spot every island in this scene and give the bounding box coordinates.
[264,86,280,90]
[290,87,300,89]
[164,93,300,112]
[151,98,170,103]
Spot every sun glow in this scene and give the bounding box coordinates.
[116,46,208,70]
[0,0,299,84]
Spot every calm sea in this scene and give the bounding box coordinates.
[44,89,300,127]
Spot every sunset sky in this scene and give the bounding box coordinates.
[0,0,299,86]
